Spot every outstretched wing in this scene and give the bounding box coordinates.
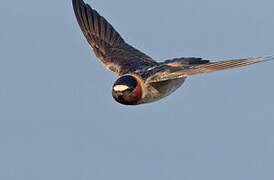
[72,0,158,75]
[148,57,273,82]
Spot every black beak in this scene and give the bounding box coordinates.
[116,92,123,98]
[113,91,123,99]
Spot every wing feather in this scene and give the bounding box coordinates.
[148,57,273,82]
[72,0,157,75]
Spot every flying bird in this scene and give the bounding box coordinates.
[72,0,272,105]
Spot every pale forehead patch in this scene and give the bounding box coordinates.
[113,85,129,91]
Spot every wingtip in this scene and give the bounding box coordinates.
[72,0,78,7]
[249,56,274,62]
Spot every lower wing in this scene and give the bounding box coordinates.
[148,56,273,82]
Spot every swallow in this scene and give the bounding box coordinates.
[72,0,273,105]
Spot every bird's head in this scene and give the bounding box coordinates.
[112,75,142,105]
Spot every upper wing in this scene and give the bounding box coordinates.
[162,57,210,66]
[72,0,158,75]
[147,57,273,82]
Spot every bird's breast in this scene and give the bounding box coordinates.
[139,78,186,104]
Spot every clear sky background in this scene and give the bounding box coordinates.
[0,0,274,179]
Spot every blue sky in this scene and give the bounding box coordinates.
[0,0,274,179]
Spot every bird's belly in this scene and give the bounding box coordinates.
[140,78,186,104]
